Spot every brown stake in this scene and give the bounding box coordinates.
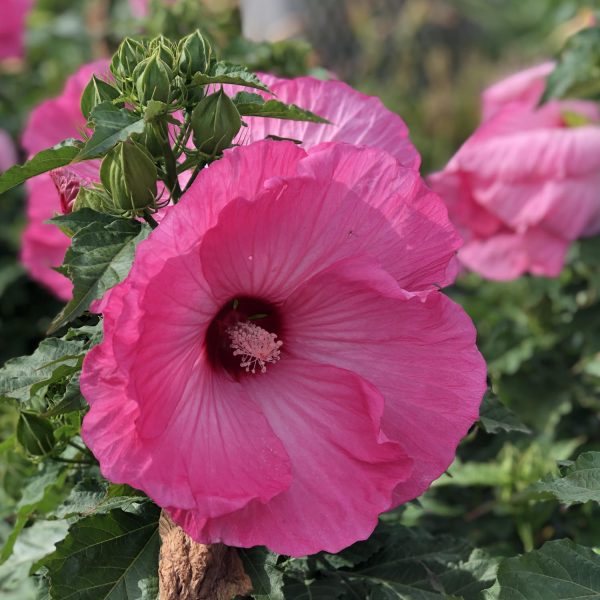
[158,511,253,600]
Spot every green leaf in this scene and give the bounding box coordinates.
[192,62,269,91]
[50,208,118,237]
[0,338,85,404]
[542,27,600,102]
[0,464,68,564]
[534,451,600,506]
[485,539,600,599]
[78,103,145,161]
[238,547,285,600]
[0,141,82,195]
[41,504,160,600]
[0,520,69,600]
[478,393,531,435]
[48,212,150,333]
[43,373,86,417]
[233,92,329,123]
[339,525,498,599]
[52,480,148,520]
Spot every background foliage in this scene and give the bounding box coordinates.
[1,1,600,599]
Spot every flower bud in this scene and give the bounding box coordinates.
[149,35,177,71]
[17,412,55,456]
[100,141,158,213]
[81,76,121,119]
[111,37,146,81]
[191,89,241,155]
[178,30,212,78]
[134,54,172,104]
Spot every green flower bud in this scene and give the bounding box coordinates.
[149,35,177,71]
[134,54,172,104]
[81,76,122,119]
[191,89,241,156]
[111,37,146,81]
[17,412,55,456]
[178,30,212,78]
[100,141,158,213]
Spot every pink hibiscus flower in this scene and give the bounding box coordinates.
[20,60,110,301]
[80,140,486,556]
[0,0,33,60]
[428,62,600,281]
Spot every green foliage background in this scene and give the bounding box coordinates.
[1,1,600,599]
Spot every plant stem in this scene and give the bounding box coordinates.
[143,211,159,229]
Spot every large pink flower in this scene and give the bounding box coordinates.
[80,140,486,556]
[428,63,600,280]
[0,0,33,60]
[20,60,110,300]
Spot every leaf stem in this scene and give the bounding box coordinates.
[143,211,159,229]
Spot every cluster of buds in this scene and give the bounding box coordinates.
[72,30,246,216]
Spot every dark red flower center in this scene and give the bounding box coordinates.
[205,297,283,377]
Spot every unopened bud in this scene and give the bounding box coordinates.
[100,141,158,213]
[178,30,212,78]
[191,89,241,155]
[17,412,55,456]
[149,35,177,71]
[134,54,172,104]
[111,37,146,81]
[81,76,122,119]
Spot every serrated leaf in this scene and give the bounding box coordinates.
[0,520,69,600]
[478,394,531,435]
[239,547,285,600]
[282,574,342,600]
[192,62,269,91]
[485,539,600,599]
[43,373,86,416]
[41,504,160,600]
[0,338,85,404]
[0,141,82,195]
[50,208,118,237]
[339,525,498,599]
[233,92,329,123]
[77,103,145,161]
[52,480,148,520]
[48,214,150,333]
[0,464,68,564]
[534,451,600,506]
[542,27,600,102]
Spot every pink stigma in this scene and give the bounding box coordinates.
[227,321,283,374]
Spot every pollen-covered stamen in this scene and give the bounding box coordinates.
[227,321,283,374]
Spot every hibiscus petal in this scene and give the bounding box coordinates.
[200,143,460,305]
[239,75,420,169]
[81,294,292,518]
[283,257,486,506]
[459,228,568,280]
[169,359,412,556]
[458,127,600,239]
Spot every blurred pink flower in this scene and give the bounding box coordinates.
[80,140,486,556]
[0,0,33,60]
[429,63,600,280]
[129,0,176,17]
[21,61,109,300]
[0,130,17,172]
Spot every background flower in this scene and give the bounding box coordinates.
[81,140,486,556]
[20,60,109,300]
[428,63,600,280]
[0,0,33,61]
